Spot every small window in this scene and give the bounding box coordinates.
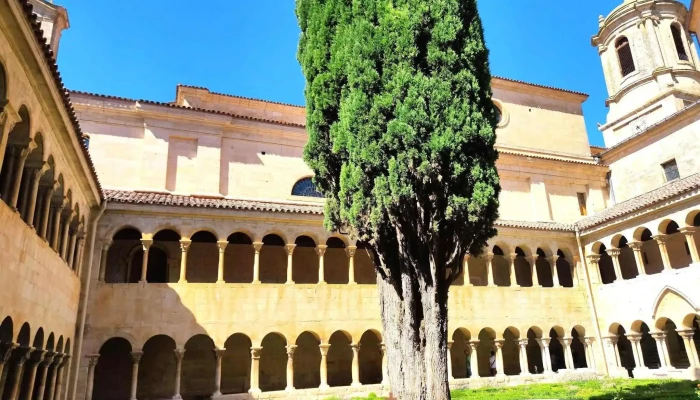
[291,177,323,198]
[616,37,636,77]
[577,193,587,216]
[662,159,680,182]
[671,25,689,61]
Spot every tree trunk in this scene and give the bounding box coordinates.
[378,263,450,400]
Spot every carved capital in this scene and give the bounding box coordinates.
[87,354,100,367]
[606,248,621,258]
[468,340,480,349]
[130,351,143,363]
[285,345,297,357]
[627,241,643,251]
[315,245,328,257]
[319,343,331,357]
[284,244,296,256]
[250,346,262,359]
[0,342,17,363]
[527,255,538,265]
[519,339,529,347]
[652,234,669,244]
[547,255,559,265]
[538,338,551,347]
[179,239,192,252]
[676,329,695,339]
[586,254,601,265]
[174,349,185,360]
[350,343,360,353]
[213,348,226,359]
[679,227,697,236]
[494,340,504,349]
[345,245,357,258]
[253,242,263,253]
[603,335,619,345]
[140,238,153,251]
[217,240,229,252]
[625,333,642,343]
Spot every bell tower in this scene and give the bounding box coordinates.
[27,0,69,58]
[592,0,700,147]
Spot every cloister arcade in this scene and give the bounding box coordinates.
[0,316,72,400]
[85,323,596,400]
[101,226,581,289]
[585,209,700,285]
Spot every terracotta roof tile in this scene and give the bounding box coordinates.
[577,172,700,230]
[176,84,305,109]
[493,76,588,98]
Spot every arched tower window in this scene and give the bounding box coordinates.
[291,177,323,198]
[616,37,635,77]
[671,25,689,61]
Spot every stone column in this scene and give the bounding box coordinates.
[140,239,153,283]
[605,248,623,282]
[8,147,29,209]
[625,334,643,370]
[54,354,70,400]
[129,351,142,400]
[173,349,185,399]
[653,235,673,271]
[548,255,560,287]
[508,253,518,286]
[485,252,495,287]
[178,239,191,283]
[74,234,86,277]
[319,344,330,390]
[346,246,357,285]
[651,332,670,368]
[249,347,262,395]
[6,347,31,400]
[50,205,62,251]
[679,227,700,264]
[66,230,78,269]
[677,330,700,367]
[25,167,43,228]
[59,217,71,260]
[518,339,530,375]
[216,240,228,284]
[22,349,47,400]
[284,244,296,284]
[447,341,454,380]
[34,352,54,400]
[98,241,111,282]
[18,172,31,218]
[350,343,361,387]
[45,354,63,400]
[604,336,620,369]
[586,255,602,284]
[285,345,296,391]
[561,338,574,370]
[0,342,16,388]
[584,337,596,370]
[252,242,263,284]
[213,348,224,397]
[572,255,581,287]
[463,254,472,286]
[468,341,479,377]
[538,338,552,373]
[627,241,647,276]
[39,187,54,239]
[494,340,505,377]
[528,255,540,287]
[380,343,388,385]
[84,354,99,400]
[316,245,328,284]
[0,146,17,199]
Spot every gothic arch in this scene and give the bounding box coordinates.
[651,286,698,321]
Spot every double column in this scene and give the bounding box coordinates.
[85,354,100,400]
[627,242,647,276]
[537,338,553,374]
[651,331,671,369]
[560,337,575,370]
[604,336,621,370]
[518,339,530,375]
[652,235,673,271]
[679,227,700,264]
[468,341,479,377]
[605,248,624,282]
[584,337,596,370]
[625,333,646,370]
[494,340,505,377]
[527,255,540,287]
[677,329,700,368]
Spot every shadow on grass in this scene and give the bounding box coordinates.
[587,379,699,400]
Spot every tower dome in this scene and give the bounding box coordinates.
[592,0,700,147]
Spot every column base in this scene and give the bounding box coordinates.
[319,384,330,390]
[351,382,362,388]
[216,280,226,285]
[171,396,182,400]
[248,388,261,396]
[285,386,295,392]
[318,281,327,285]
[348,281,357,285]
[252,280,261,285]
[285,281,295,285]
[178,280,188,284]
[210,391,222,399]
[139,280,147,284]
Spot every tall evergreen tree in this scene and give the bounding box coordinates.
[296,0,500,398]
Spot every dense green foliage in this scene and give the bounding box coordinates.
[296,0,500,275]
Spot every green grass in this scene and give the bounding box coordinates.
[328,379,700,400]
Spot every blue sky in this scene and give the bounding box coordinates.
[56,0,692,147]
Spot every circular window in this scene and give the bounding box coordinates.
[493,99,508,128]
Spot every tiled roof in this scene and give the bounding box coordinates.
[69,91,306,128]
[16,0,103,197]
[577,172,700,230]
[496,220,575,232]
[492,76,588,98]
[176,84,305,109]
[498,148,603,166]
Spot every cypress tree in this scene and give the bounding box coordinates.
[297,0,500,398]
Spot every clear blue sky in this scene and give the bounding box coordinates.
[56,0,691,147]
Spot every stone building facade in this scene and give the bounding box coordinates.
[0,0,699,399]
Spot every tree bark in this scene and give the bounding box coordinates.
[378,261,450,400]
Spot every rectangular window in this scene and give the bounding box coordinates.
[577,193,587,216]
[662,159,680,182]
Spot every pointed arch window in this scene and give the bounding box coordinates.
[671,25,689,61]
[292,177,323,198]
[616,37,636,77]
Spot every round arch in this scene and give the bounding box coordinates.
[138,335,177,399]
[93,337,133,400]
[358,330,382,385]
[327,330,353,387]
[260,332,287,392]
[294,331,321,389]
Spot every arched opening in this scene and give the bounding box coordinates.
[502,327,521,376]
[467,252,487,286]
[693,316,700,364]
[182,334,215,397]
[153,229,180,282]
[616,326,636,375]
[616,37,635,77]
[571,327,587,369]
[548,328,566,372]
[0,105,30,204]
[294,332,321,389]
[260,235,286,284]
[638,322,661,369]
[659,319,690,369]
[450,329,471,379]
[260,333,287,392]
[614,236,638,279]
[693,213,700,254]
[291,177,323,198]
[16,322,30,347]
[355,241,376,285]
[138,335,176,399]
[33,156,55,240]
[222,333,251,394]
[92,338,133,400]
[671,25,689,61]
[358,331,382,385]
[476,328,496,377]
[526,328,544,374]
[514,247,532,287]
[225,232,253,283]
[105,228,142,283]
[293,236,318,284]
[327,331,352,387]
[187,231,218,283]
[32,327,44,350]
[325,237,347,284]
[17,132,44,225]
[491,246,510,286]
[535,248,554,287]
[637,228,663,275]
[598,244,616,284]
[556,250,574,287]
[662,221,692,269]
